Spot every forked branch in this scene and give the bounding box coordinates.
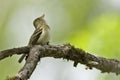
[0,44,119,80]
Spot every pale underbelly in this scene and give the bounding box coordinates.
[37,30,50,45]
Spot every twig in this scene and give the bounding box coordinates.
[0,46,30,60]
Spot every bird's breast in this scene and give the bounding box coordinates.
[37,29,50,45]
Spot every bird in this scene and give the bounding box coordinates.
[18,14,50,63]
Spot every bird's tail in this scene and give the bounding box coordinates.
[18,54,26,63]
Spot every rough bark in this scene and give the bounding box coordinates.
[1,44,120,80]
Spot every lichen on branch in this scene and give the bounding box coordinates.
[0,44,120,80]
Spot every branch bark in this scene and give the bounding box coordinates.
[1,44,120,80]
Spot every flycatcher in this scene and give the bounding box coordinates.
[18,14,50,63]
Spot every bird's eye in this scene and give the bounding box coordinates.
[36,18,40,22]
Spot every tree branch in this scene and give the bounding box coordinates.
[1,44,120,80]
[0,46,30,60]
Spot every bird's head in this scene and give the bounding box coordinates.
[33,14,46,29]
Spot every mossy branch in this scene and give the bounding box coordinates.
[0,44,120,80]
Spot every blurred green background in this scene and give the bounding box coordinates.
[0,0,120,80]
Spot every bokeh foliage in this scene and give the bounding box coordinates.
[0,0,120,80]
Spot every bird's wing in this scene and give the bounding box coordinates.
[28,28,43,45]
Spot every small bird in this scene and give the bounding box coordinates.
[18,14,50,63]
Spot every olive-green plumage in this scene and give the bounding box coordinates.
[18,14,50,63]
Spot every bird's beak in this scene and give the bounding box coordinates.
[40,14,45,19]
